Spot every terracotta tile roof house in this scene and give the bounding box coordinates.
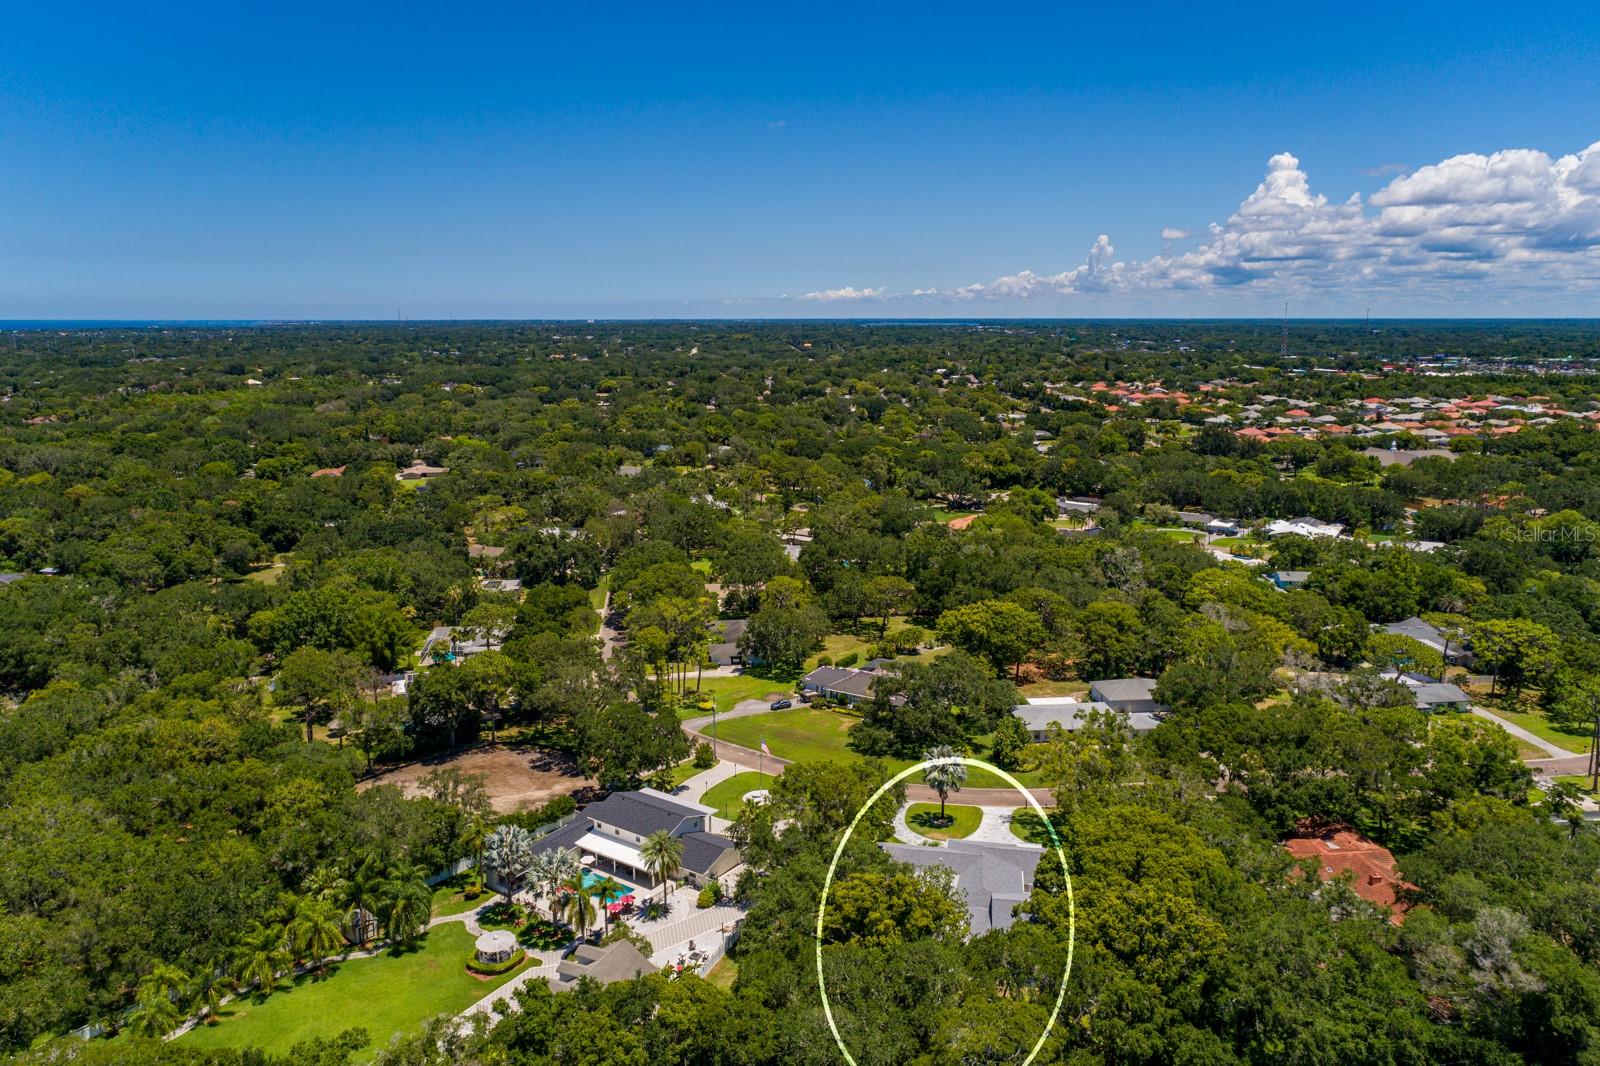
[311,465,346,478]
[1284,828,1414,923]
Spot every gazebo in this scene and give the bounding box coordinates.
[474,929,518,965]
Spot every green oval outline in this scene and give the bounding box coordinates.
[812,757,1075,1065]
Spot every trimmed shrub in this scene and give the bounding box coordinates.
[466,947,527,976]
[696,882,724,909]
[836,651,859,668]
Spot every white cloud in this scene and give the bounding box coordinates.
[800,285,886,301]
[1160,227,1192,240]
[799,140,1600,306]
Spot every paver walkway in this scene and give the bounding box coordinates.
[455,885,746,1027]
[892,803,927,845]
[674,758,759,804]
[968,805,1042,848]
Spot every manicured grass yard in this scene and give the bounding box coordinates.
[1477,702,1594,754]
[180,923,527,1062]
[687,674,800,716]
[701,771,776,818]
[906,803,981,840]
[430,877,489,919]
[666,758,711,788]
[712,708,1045,788]
[1553,774,1600,798]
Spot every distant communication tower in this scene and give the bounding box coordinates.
[1280,303,1288,358]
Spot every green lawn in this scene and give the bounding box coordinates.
[701,771,776,818]
[685,674,799,716]
[666,758,712,788]
[1552,774,1600,798]
[1477,703,1594,755]
[430,876,489,919]
[711,707,1045,788]
[706,956,738,991]
[906,803,981,840]
[588,573,610,612]
[180,923,527,1062]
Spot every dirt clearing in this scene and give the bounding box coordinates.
[362,747,595,814]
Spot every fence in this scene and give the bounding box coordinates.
[425,812,581,886]
[695,920,741,977]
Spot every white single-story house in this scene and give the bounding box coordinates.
[1264,517,1346,539]
[1012,698,1160,740]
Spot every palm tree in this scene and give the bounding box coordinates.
[230,923,290,999]
[923,745,968,822]
[381,867,432,947]
[189,968,232,1025]
[341,860,384,945]
[538,848,581,922]
[590,875,626,934]
[640,830,684,905]
[128,962,189,1038]
[287,895,346,970]
[561,876,598,943]
[459,816,489,878]
[483,825,535,902]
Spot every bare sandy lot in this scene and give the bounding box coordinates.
[361,747,595,813]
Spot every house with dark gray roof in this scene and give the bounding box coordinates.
[1380,616,1474,666]
[881,839,1042,937]
[707,618,751,667]
[799,664,904,706]
[1088,677,1166,715]
[523,788,741,891]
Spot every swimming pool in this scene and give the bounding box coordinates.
[581,870,635,900]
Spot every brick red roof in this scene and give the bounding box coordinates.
[1284,829,1413,923]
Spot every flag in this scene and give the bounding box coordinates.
[760,737,770,757]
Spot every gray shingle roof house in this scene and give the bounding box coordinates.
[523,788,740,890]
[707,618,751,667]
[1381,616,1474,666]
[799,664,905,705]
[881,839,1042,937]
[1088,678,1166,715]
[1410,682,1472,712]
[1011,699,1160,740]
[551,941,655,988]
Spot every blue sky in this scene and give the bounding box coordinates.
[3,2,1600,318]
